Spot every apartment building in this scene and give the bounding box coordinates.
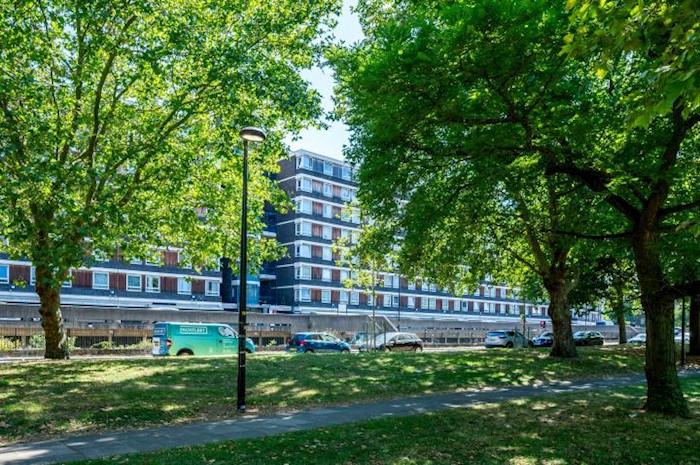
[0,148,569,322]
[269,149,551,320]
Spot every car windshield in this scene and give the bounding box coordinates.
[487,331,506,337]
[537,332,553,338]
[573,331,586,337]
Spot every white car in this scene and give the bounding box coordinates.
[628,333,646,344]
[674,333,690,343]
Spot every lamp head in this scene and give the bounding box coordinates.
[239,127,266,142]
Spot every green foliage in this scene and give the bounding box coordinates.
[27,333,76,351]
[0,0,341,282]
[0,338,21,351]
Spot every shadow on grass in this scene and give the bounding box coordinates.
[0,346,646,444]
[75,377,700,465]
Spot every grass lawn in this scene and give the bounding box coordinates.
[0,346,646,444]
[76,376,700,465]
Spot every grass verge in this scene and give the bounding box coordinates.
[0,346,646,444]
[76,376,700,465]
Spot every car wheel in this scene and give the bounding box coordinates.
[245,348,253,354]
[305,348,315,353]
[505,342,514,348]
[341,348,350,353]
[177,349,193,356]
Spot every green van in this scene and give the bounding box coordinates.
[152,322,256,356]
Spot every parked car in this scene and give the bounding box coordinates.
[675,333,690,343]
[359,332,424,352]
[484,330,533,348]
[628,333,646,344]
[532,332,554,347]
[285,332,351,354]
[573,330,605,346]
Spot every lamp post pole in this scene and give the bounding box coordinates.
[236,127,265,414]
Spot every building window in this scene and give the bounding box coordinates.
[342,166,352,180]
[408,281,416,290]
[429,298,437,310]
[407,296,415,308]
[429,284,437,292]
[323,183,333,197]
[393,275,399,288]
[296,199,312,214]
[296,244,311,258]
[127,274,141,292]
[462,301,468,310]
[352,210,360,224]
[205,280,219,296]
[322,226,332,240]
[322,289,331,303]
[178,278,191,295]
[341,188,351,201]
[392,295,399,307]
[383,275,391,288]
[340,269,349,282]
[383,294,391,307]
[62,270,73,288]
[296,266,311,280]
[322,268,331,282]
[129,258,142,265]
[295,244,311,258]
[296,221,312,236]
[340,291,349,303]
[30,267,36,285]
[299,287,311,302]
[322,247,332,261]
[298,155,312,170]
[350,292,359,305]
[145,275,160,293]
[421,280,429,291]
[0,265,8,284]
[323,204,333,219]
[93,272,109,290]
[367,294,374,306]
[297,177,312,192]
[323,162,334,176]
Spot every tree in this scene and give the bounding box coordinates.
[547,0,700,416]
[570,251,641,344]
[333,222,393,344]
[331,0,615,358]
[334,0,699,415]
[0,0,340,358]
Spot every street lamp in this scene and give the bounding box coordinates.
[236,126,266,414]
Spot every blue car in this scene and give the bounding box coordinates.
[285,332,351,353]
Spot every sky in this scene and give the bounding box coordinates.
[284,1,364,161]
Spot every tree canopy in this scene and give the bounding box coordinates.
[0,0,341,358]
[332,0,699,415]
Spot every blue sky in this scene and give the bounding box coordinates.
[285,1,363,161]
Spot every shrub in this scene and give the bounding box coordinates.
[91,341,113,349]
[28,332,76,351]
[0,338,21,351]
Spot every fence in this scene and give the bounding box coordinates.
[0,324,292,351]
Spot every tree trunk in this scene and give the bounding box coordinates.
[36,277,69,360]
[616,310,627,344]
[611,276,627,343]
[632,233,688,416]
[688,294,700,356]
[545,276,577,358]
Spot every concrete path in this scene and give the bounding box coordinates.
[1,371,695,465]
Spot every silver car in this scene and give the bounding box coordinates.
[484,330,533,348]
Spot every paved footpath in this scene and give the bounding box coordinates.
[1,371,697,465]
